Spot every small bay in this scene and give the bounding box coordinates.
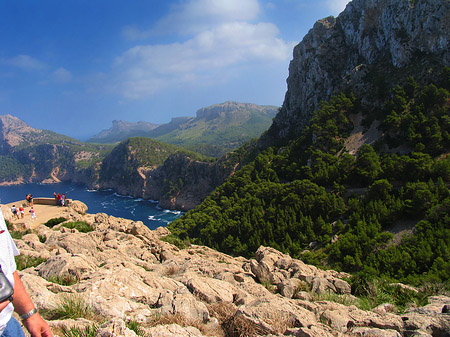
[0,182,182,230]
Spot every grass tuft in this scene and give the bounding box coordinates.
[42,294,99,321]
[60,324,99,337]
[15,255,47,271]
[126,320,146,336]
[47,274,79,286]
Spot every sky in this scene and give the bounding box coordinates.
[0,0,350,140]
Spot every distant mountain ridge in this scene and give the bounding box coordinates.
[86,120,159,144]
[87,101,278,157]
[0,114,82,151]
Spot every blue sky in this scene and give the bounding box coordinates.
[0,0,350,140]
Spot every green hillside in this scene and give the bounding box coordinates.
[87,102,278,157]
[150,102,278,157]
[169,70,450,287]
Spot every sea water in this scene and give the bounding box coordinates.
[0,182,182,230]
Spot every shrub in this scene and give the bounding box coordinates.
[44,217,67,228]
[160,234,188,249]
[350,275,429,313]
[61,221,93,233]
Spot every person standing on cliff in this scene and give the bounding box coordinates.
[10,206,19,220]
[29,207,36,221]
[0,209,53,337]
[18,206,24,219]
[26,194,33,207]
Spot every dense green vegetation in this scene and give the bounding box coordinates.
[169,71,450,287]
[0,155,30,181]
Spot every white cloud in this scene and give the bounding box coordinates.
[52,67,72,83]
[115,20,294,99]
[325,0,350,15]
[124,0,262,40]
[114,0,298,99]
[1,54,45,71]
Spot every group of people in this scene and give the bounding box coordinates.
[10,194,37,221]
[53,192,67,207]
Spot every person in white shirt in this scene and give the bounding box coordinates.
[0,209,53,337]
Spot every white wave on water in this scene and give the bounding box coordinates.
[148,215,170,224]
[163,209,182,215]
[113,192,134,199]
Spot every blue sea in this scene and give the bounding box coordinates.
[0,182,183,230]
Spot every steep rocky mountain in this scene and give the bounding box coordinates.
[88,101,278,157]
[262,0,450,146]
[86,120,159,144]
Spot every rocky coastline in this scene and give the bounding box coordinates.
[3,200,449,336]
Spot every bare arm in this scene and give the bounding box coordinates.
[0,299,10,312]
[12,271,53,337]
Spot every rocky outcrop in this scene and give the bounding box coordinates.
[264,0,450,145]
[11,202,450,336]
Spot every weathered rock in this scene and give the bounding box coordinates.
[97,318,138,337]
[37,253,97,279]
[9,208,448,337]
[401,295,450,337]
[184,275,237,304]
[349,327,402,336]
[69,200,88,215]
[145,323,205,337]
[278,278,306,299]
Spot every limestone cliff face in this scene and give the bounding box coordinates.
[145,152,240,211]
[265,0,450,145]
[99,149,241,211]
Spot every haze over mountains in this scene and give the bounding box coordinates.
[87,101,278,157]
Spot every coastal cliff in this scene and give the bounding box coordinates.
[5,202,449,336]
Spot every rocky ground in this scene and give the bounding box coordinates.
[2,201,449,336]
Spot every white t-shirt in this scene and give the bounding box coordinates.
[0,208,19,334]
